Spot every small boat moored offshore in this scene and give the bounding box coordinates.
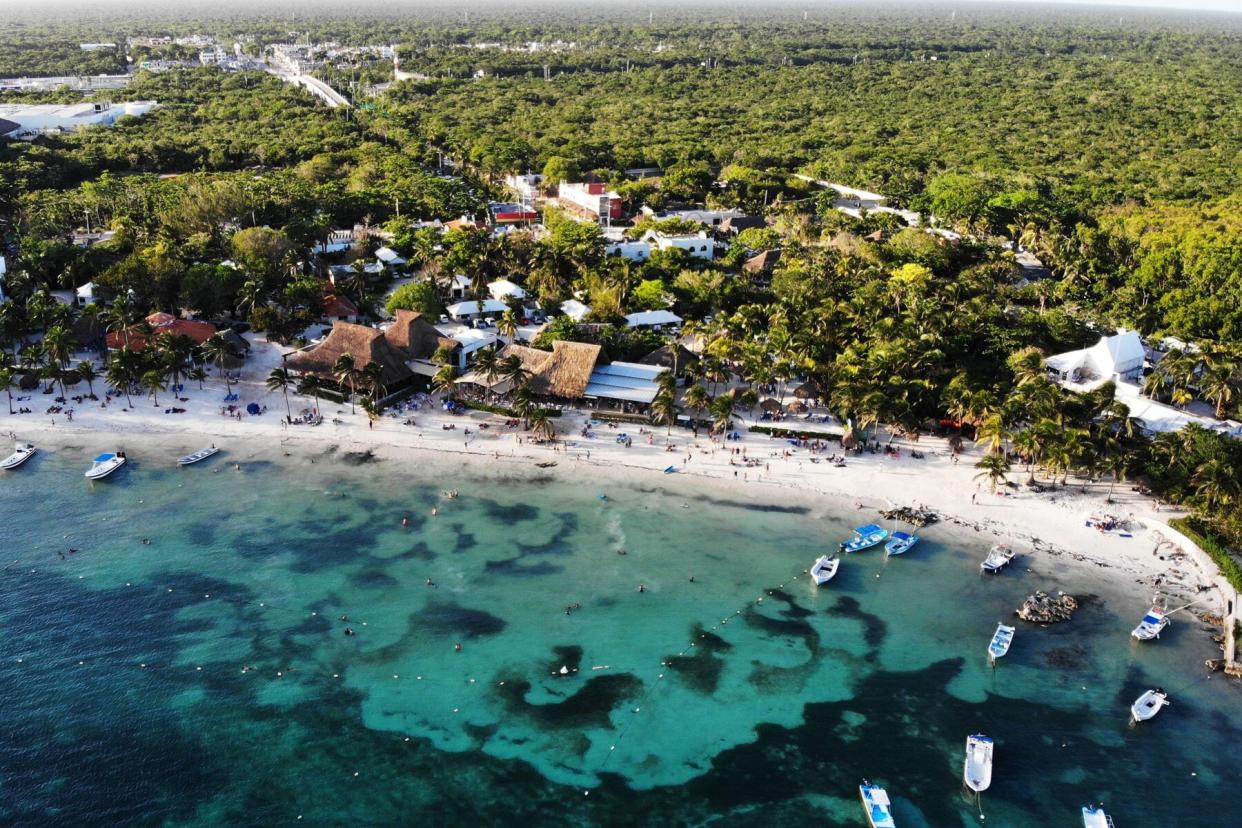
[841,523,889,553]
[810,554,840,585]
[1130,688,1169,723]
[0,442,37,470]
[1131,604,1170,641]
[988,623,1015,664]
[980,545,1016,573]
[1081,803,1115,828]
[85,452,127,480]
[963,734,994,792]
[884,531,919,556]
[858,780,897,828]
[179,445,219,466]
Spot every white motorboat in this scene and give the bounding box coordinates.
[1131,605,1169,641]
[988,623,1015,664]
[885,531,919,556]
[0,442,36,470]
[178,445,219,466]
[85,451,127,480]
[1130,688,1168,723]
[980,545,1015,573]
[841,523,889,553]
[858,780,897,828]
[810,554,840,585]
[1081,804,1115,828]
[963,734,994,792]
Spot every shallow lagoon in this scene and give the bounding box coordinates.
[1,446,1238,826]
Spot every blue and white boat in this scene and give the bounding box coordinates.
[1081,804,1115,828]
[840,523,889,553]
[859,780,897,828]
[85,451,126,480]
[1131,604,1169,641]
[963,734,994,792]
[884,531,918,556]
[810,554,839,586]
[988,623,1015,664]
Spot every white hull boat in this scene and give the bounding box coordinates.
[810,554,840,585]
[841,523,889,553]
[859,780,897,828]
[963,734,994,792]
[980,545,1015,573]
[179,445,219,466]
[85,452,126,480]
[0,442,36,470]
[1131,605,1169,641]
[885,531,918,556]
[1081,804,1115,828]
[988,623,1015,664]
[1130,688,1168,723]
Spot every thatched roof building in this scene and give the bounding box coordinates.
[638,343,698,376]
[285,321,413,387]
[385,310,456,361]
[530,340,601,399]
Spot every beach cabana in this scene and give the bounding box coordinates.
[385,310,456,361]
[528,340,602,400]
[760,398,784,413]
[787,400,808,414]
[793,382,821,400]
[638,343,699,376]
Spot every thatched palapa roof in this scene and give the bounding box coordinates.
[385,310,454,360]
[530,340,602,399]
[638,343,699,375]
[285,321,413,387]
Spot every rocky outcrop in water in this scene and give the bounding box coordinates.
[880,505,939,527]
[1016,591,1078,623]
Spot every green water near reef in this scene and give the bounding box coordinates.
[1,443,1238,826]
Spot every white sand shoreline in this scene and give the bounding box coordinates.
[4,360,1231,624]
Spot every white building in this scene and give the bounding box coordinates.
[584,361,664,405]
[639,206,746,227]
[75,282,99,307]
[446,299,509,322]
[433,323,499,370]
[1115,381,1242,438]
[1046,331,1146,391]
[559,299,591,321]
[375,246,406,268]
[625,310,683,329]
[605,240,651,262]
[641,231,716,260]
[0,101,157,138]
[487,279,527,302]
[558,181,622,222]
[504,173,544,202]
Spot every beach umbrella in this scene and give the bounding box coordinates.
[793,382,820,399]
[759,398,783,413]
[787,400,808,414]
[18,373,39,390]
[246,402,261,415]
[61,369,82,386]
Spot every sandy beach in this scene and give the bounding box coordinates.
[2,339,1229,618]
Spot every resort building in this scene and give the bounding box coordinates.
[75,282,99,307]
[639,206,747,227]
[487,279,527,302]
[605,240,652,262]
[641,230,716,260]
[322,295,359,324]
[0,101,158,139]
[105,312,218,351]
[557,181,623,223]
[1046,331,1146,391]
[374,246,406,269]
[458,341,663,408]
[558,299,591,321]
[624,310,683,329]
[446,299,509,322]
[489,202,539,224]
[285,321,415,390]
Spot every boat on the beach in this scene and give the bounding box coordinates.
[810,554,840,585]
[884,531,918,556]
[840,523,889,553]
[858,780,897,828]
[988,623,1015,664]
[963,734,994,792]
[178,445,219,466]
[1131,688,1168,723]
[0,442,36,470]
[1081,804,1115,828]
[85,452,127,480]
[1131,604,1170,641]
[980,545,1015,573]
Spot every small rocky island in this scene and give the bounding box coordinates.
[880,505,939,527]
[1016,591,1079,623]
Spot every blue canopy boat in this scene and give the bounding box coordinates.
[859,780,897,828]
[840,523,889,553]
[885,531,918,556]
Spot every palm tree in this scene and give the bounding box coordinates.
[1007,346,1046,386]
[296,374,322,411]
[141,369,166,406]
[1103,451,1130,502]
[497,308,519,345]
[1191,458,1238,510]
[360,362,386,408]
[527,408,556,441]
[974,453,1011,493]
[1011,428,1040,484]
[333,353,360,414]
[77,360,98,397]
[431,365,458,398]
[1200,365,1237,419]
[201,333,233,393]
[267,367,294,420]
[510,383,536,425]
[975,413,1009,455]
[470,348,501,396]
[106,347,142,407]
[43,324,73,398]
[683,384,711,426]
[650,388,677,435]
[189,366,208,390]
[709,393,735,435]
[498,354,531,395]
[0,366,14,414]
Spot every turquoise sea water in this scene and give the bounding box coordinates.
[1,444,1239,826]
